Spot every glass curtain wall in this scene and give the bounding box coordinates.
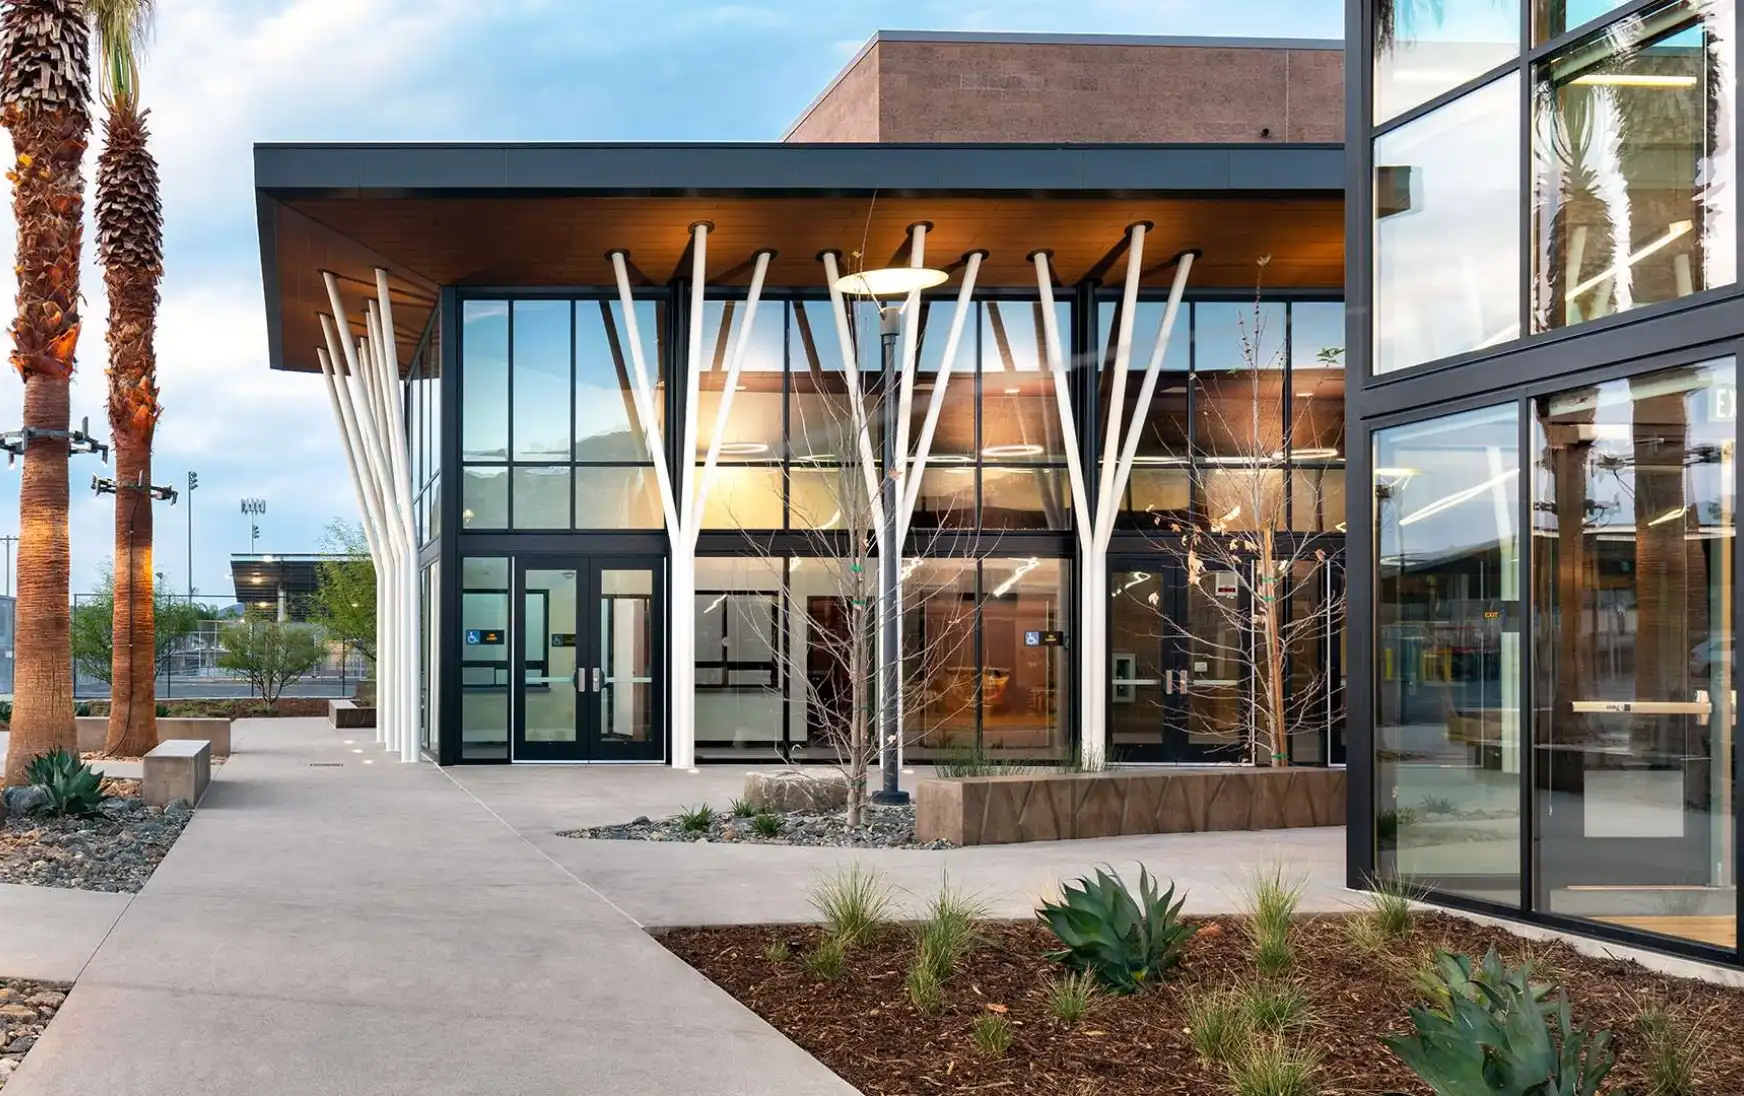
[402,314,441,546]
[459,556,511,760]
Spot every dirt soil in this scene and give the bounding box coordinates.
[661,913,1744,1096]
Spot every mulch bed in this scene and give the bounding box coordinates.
[0,980,68,1090]
[662,912,1744,1095]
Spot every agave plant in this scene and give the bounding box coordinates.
[25,748,104,816]
[1415,947,1553,1020]
[1036,865,1197,994]
[1384,950,1616,1096]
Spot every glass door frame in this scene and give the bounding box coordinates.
[511,554,666,763]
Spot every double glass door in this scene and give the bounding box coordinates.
[515,558,662,762]
[1108,556,1344,764]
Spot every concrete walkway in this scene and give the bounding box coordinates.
[0,883,131,982]
[4,719,855,1096]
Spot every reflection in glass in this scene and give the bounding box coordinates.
[696,300,785,461]
[1532,358,1736,949]
[981,558,1069,759]
[461,466,507,529]
[575,299,662,462]
[574,466,663,530]
[789,466,869,531]
[1098,300,1189,460]
[697,465,783,529]
[908,467,977,530]
[1291,302,1347,458]
[904,559,979,754]
[1532,0,1736,331]
[1376,403,1522,906]
[512,300,570,461]
[523,568,579,744]
[460,556,511,760]
[789,557,869,757]
[512,465,570,530]
[982,467,1071,530]
[981,301,1069,462]
[694,557,784,758]
[1536,0,1637,42]
[597,569,655,748]
[912,300,975,458]
[461,301,508,461]
[789,301,857,463]
[1375,0,1521,122]
[1376,76,1522,373]
[1291,467,1346,533]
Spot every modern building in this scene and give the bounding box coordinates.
[253,31,1347,772]
[229,553,345,621]
[1348,0,1742,963]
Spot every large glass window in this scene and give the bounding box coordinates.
[1376,403,1523,906]
[1531,0,1736,332]
[693,557,786,760]
[461,301,508,462]
[460,556,511,761]
[1374,0,1521,123]
[1375,75,1522,374]
[1531,357,1736,949]
[1536,0,1640,42]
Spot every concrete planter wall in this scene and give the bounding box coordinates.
[915,767,1346,847]
[328,699,376,729]
[75,716,233,757]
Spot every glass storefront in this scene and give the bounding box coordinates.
[459,556,511,760]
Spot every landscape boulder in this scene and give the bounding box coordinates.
[743,769,850,813]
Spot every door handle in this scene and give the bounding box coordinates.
[593,667,604,692]
[573,668,585,694]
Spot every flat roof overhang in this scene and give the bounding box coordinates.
[255,142,1344,374]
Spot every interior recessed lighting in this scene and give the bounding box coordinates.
[1003,387,1021,395]
[982,443,1045,458]
[351,748,364,754]
[718,441,770,456]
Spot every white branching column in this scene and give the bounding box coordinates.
[612,227,774,768]
[318,269,422,762]
[1034,229,1196,764]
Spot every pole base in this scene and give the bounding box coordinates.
[870,788,911,806]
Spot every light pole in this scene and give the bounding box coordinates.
[186,471,198,596]
[872,302,908,806]
[240,496,266,555]
[0,535,16,598]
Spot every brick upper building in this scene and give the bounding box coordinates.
[784,30,1343,144]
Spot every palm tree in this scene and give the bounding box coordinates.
[91,0,160,757]
[0,0,92,787]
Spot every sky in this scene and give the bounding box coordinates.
[0,0,1344,603]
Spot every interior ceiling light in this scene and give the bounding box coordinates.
[831,267,950,297]
[1648,504,1690,527]
[982,443,1045,458]
[717,441,770,456]
[1571,73,1698,88]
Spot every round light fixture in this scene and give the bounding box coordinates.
[718,441,771,457]
[832,267,950,297]
[982,443,1045,458]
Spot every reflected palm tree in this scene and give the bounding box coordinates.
[1534,77,1633,327]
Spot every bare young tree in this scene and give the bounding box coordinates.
[1138,260,1346,766]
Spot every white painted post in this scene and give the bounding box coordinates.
[670,226,712,770]
[372,271,423,764]
[900,250,983,544]
[819,251,886,546]
[691,250,774,540]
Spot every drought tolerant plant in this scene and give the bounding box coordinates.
[1036,865,1197,994]
[1413,947,1552,1020]
[1240,980,1310,1034]
[905,958,943,1015]
[1045,969,1097,1025]
[1361,875,1418,943]
[802,936,846,980]
[25,749,104,816]
[763,938,791,964]
[751,812,781,838]
[1254,931,1295,981]
[808,862,894,948]
[1636,1004,1708,1096]
[969,1012,1013,1058]
[677,803,716,833]
[1385,952,1615,1096]
[932,742,1040,779]
[1226,1036,1322,1096]
[1242,860,1305,979]
[1185,988,1252,1066]
[728,796,756,818]
[912,876,988,981]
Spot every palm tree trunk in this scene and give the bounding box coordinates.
[105,436,155,754]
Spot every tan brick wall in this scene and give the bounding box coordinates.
[785,36,1344,144]
[786,43,883,143]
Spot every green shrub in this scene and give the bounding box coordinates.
[1185,988,1251,1066]
[763,938,790,964]
[905,960,943,1015]
[1240,981,1309,1034]
[1045,969,1097,1025]
[751,812,781,838]
[1385,952,1615,1096]
[728,796,756,818]
[1226,1036,1322,1096]
[913,877,988,981]
[969,1012,1013,1058]
[1637,1005,1707,1096]
[802,937,846,980]
[677,803,715,833]
[25,750,104,816]
[1036,865,1197,994]
[155,702,170,718]
[808,863,894,948]
[72,701,92,717]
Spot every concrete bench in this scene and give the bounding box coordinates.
[328,698,376,729]
[76,716,233,757]
[142,739,211,807]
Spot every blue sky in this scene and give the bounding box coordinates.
[0,0,1344,602]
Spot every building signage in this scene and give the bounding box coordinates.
[551,633,576,648]
[465,629,504,646]
[1024,630,1065,647]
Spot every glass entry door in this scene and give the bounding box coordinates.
[515,558,662,762]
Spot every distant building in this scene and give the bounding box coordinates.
[230,554,348,622]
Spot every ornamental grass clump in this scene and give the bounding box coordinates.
[1239,980,1310,1034]
[912,877,988,981]
[1046,969,1098,1025]
[1185,988,1252,1066]
[1226,1036,1322,1096]
[728,796,756,818]
[1637,1004,1709,1096]
[802,936,847,980]
[1036,865,1197,994]
[970,1012,1013,1058]
[750,812,781,838]
[677,803,715,832]
[809,862,894,949]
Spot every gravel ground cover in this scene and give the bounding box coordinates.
[561,803,952,849]
[0,981,67,1091]
[0,779,193,892]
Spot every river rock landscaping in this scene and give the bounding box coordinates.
[561,803,952,849]
[0,980,67,1090]
[1,778,193,892]
[662,866,1744,1096]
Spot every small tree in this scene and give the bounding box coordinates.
[217,614,326,704]
[309,519,375,665]
[73,568,206,686]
